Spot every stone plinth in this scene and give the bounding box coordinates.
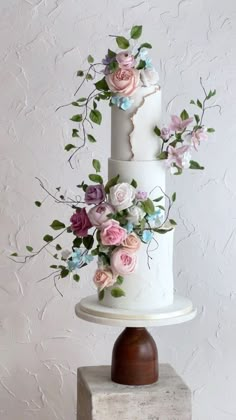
[77,364,191,420]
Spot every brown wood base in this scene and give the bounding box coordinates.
[111,327,158,385]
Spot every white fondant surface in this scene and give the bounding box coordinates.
[111,86,162,161]
[75,295,197,327]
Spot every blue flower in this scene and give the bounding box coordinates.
[147,209,164,226]
[111,96,133,111]
[142,230,153,243]
[145,57,153,69]
[67,248,94,271]
[124,221,134,234]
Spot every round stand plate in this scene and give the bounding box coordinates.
[75,294,197,327]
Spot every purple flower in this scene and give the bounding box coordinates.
[161,127,171,141]
[85,184,106,205]
[136,190,148,201]
[169,115,193,132]
[166,145,191,169]
[70,208,92,237]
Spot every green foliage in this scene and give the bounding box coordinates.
[116,276,124,285]
[83,235,94,250]
[73,237,83,248]
[109,61,119,72]
[89,109,102,125]
[190,99,195,105]
[70,114,83,122]
[139,42,152,50]
[92,159,101,173]
[207,128,215,133]
[169,219,177,226]
[35,201,41,207]
[26,246,33,252]
[131,179,137,188]
[95,77,109,91]
[154,228,173,234]
[56,244,62,250]
[50,265,58,269]
[116,36,130,49]
[87,54,94,63]
[65,144,76,151]
[61,268,69,278]
[77,70,84,77]
[180,109,189,120]
[194,114,200,124]
[87,134,96,143]
[141,198,155,215]
[89,174,103,184]
[206,89,216,100]
[72,129,79,138]
[131,25,142,39]
[189,160,204,170]
[172,192,176,202]
[11,252,18,256]
[43,234,53,242]
[153,196,163,202]
[105,174,120,193]
[107,49,116,58]
[98,289,105,301]
[136,59,146,70]
[86,74,93,81]
[73,274,80,282]
[111,287,125,298]
[154,126,161,136]
[50,220,66,230]
[157,151,168,160]
[196,99,202,109]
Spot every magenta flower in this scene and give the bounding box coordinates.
[85,184,106,205]
[190,128,208,150]
[169,115,193,132]
[166,145,191,169]
[70,208,92,237]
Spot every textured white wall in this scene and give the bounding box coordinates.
[0,1,235,419]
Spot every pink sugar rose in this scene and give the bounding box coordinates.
[122,233,141,251]
[169,115,193,132]
[116,52,136,69]
[111,247,137,276]
[109,182,136,212]
[100,219,127,246]
[93,268,116,290]
[105,68,140,97]
[85,184,106,205]
[88,203,114,227]
[70,208,92,237]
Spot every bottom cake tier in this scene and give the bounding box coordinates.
[99,159,174,311]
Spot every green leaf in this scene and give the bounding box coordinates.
[157,205,165,211]
[136,59,146,70]
[91,247,99,256]
[157,151,168,160]
[98,289,105,301]
[35,201,41,207]
[87,54,94,64]
[207,128,215,133]
[194,114,200,124]
[105,174,120,193]
[89,174,103,184]
[73,237,82,247]
[71,101,80,107]
[109,61,119,72]
[172,192,176,202]
[131,179,137,188]
[72,129,79,138]
[111,287,125,298]
[189,160,204,170]
[95,77,109,91]
[50,220,66,230]
[26,246,33,252]
[154,126,161,137]
[180,109,189,120]
[89,109,102,125]
[50,265,58,269]
[206,89,216,100]
[77,97,87,102]
[70,114,83,122]
[11,252,18,257]
[92,159,101,173]
[154,228,173,234]
[131,25,142,39]
[108,49,116,58]
[77,70,84,77]
[116,36,130,49]
[86,74,93,81]
[153,196,163,202]
[87,134,96,143]
[116,275,124,285]
[43,234,53,242]
[83,235,94,250]
[65,143,76,152]
[139,42,152,50]
[73,274,80,282]
[61,268,69,278]
[190,100,195,105]
[196,99,202,109]
[142,198,155,215]
[56,244,62,251]
[169,219,177,226]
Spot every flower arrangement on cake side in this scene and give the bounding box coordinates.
[10,25,218,300]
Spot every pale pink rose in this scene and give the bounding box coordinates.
[122,233,141,251]
[100,219,127,246]
[190,128,208,150]
[88,203,114,227]
[109,182,136,212]
[111,247,137,276]
[105,68,140,97]
[166,145,191,169]
[93,268,116,290]
[169,115,193,132]
[116,52,136,69]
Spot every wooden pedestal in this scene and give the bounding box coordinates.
[111,327,158,385]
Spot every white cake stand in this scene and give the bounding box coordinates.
[75,294,196,386]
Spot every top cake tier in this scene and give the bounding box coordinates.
[111,85,162,161]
